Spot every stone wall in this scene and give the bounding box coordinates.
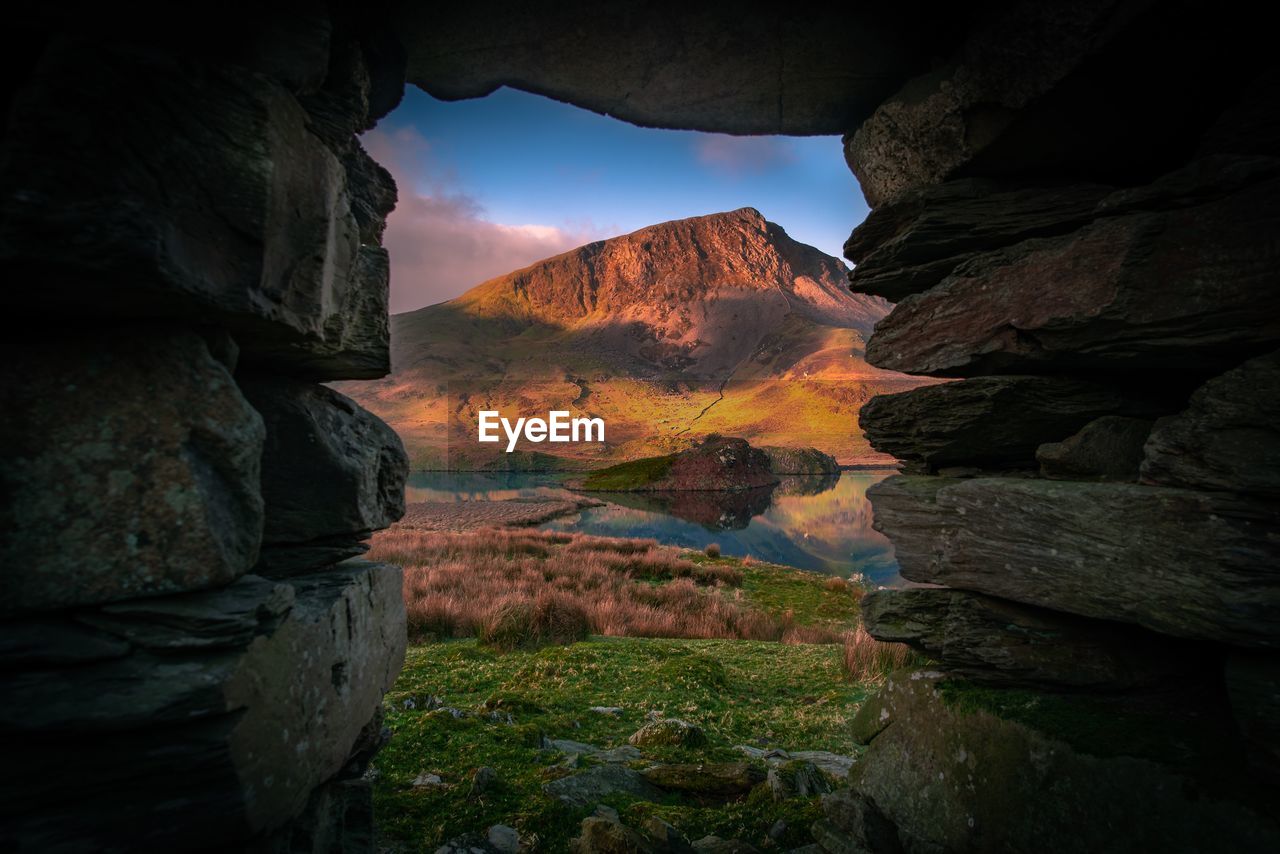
[1,7,409,851]
[838,1,1280,850]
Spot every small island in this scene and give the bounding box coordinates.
[574,436,838,492]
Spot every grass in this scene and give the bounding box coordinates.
[367,525,915,849]
[579,454,676,490]
[368,528,872,646]
[375,637,874,850]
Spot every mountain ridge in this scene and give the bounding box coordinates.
[342,208,927,469]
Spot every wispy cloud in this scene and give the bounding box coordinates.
[694,135,797,176]
[362,126,609,314]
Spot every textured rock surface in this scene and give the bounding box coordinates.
[1141,350,1280,497]
[868,476,1280,646]
[0,329,264,614]
[859,376,1146,471]
[398,4,972,134]
[766,761,830,800]
[542,764,664,809]
[240,377,407,573]
[838,669,1280,853]
[844,180,1110,301]
[844,1,1126,207]
[862,588,1200,690]
[0,560,405,849]
[628,718,707,748]
[1037,415,1153,481]
[866,173,1280,378]
[0,43,390,381]
[640,761,765,796]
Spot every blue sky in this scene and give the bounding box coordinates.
[364,87,870,313]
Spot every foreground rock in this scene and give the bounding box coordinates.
[0,560,406,849]
[1,45,389,380]
[640,762,765,796]
[861,588,1201,690]
[1141,350,1280,497]
[628,718,707,748]
[579,437,777,492]
[866,174,1280,379]
[241,377,407,574]
[1037,415,1153,481]
[1,329,264,615]
[542,765,663,809]
[766,761,831,800]
[868,476,1280,646]
[844,179,1111,302]
[859,376,1145,471]
[834,669,1280,853]
[734,746,855,779]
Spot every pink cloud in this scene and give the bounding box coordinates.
[361,127,607,314]
[694,135,796,176]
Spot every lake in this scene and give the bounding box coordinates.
[404,470,903,586]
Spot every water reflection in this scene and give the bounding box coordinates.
[402,470,902,585]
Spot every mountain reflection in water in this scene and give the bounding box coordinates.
[404,470,902,585]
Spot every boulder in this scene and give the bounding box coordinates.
[469,766,501,799]
[1141,350,1280,497]
[542,765,664,809]
[844,179,1110,302]
[865,175,1280,378]
[628,718,707,749]
[0,42,389,380]
[1037,416,1153,481]
[0,560,406,850]
[640,762,765,796]
[868,476,1280,646]
[813,789,903,854]
[255,777,374,854]
[767,761,831,800]
[240,377,407,574]
[691,837,759,854]
[572,816,658,854]
[861,588,1202,690]
[840,669,1280,853]
[0,328,264,615]
[859,376,1145,471]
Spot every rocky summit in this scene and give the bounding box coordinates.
[339,208,925,468]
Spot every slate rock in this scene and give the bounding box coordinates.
[860,376,1145,471]
[543,765,663,809]
[0,619,131,668]
[0,328,264,614]
[0,560,406,849]
[0,43,388,380]
[256,777,375,854]
[572,816,658,854]
[845,179,1110,302]
[1141,350,1280,497]
[866,174,1280,378]
[641,815,693,851]
[815,789,903,854]
[843,2,1126,207]
[240,376,407,573]
[840,669,1280,853]
[1038,416,1153,481]
[628,718,706,749]
[640,762,765,796]
[868,476,1280,646]
[767,761,831,800]
[861,588,1201,690]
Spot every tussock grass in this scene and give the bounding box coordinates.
[367,528,849,648]
[841,624,914,683]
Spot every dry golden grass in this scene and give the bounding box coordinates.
[841,624,914,683]
[366,528,847,648]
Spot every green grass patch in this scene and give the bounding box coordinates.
[580,454,676,490]
[375,637,873,850]
[689,553,864,630]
